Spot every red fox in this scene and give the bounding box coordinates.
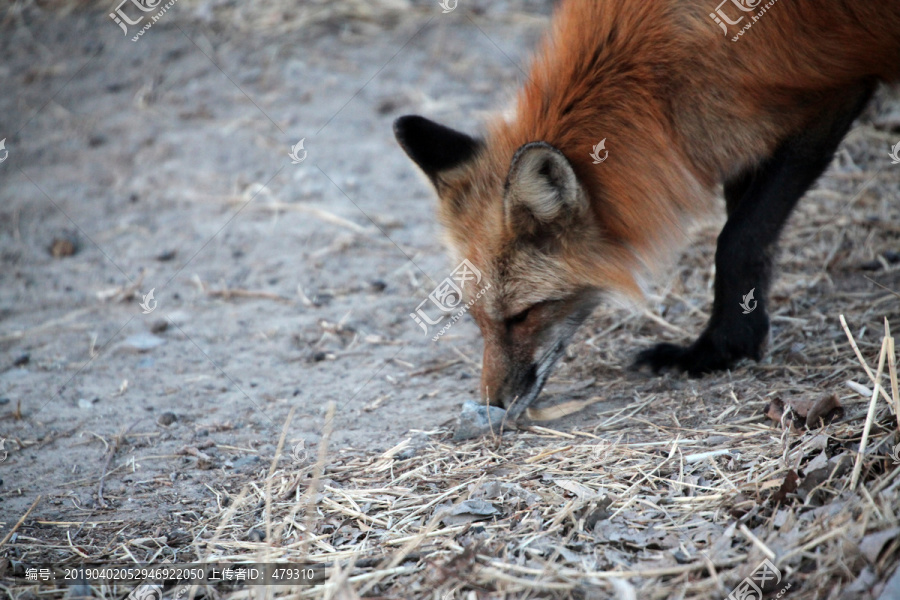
[395,0,900,420]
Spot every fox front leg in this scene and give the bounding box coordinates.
[635,83,875,376]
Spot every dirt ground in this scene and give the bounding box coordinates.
[1,1,900,598]
[0,0,556,532]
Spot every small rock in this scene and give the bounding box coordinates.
[0,398,9,405]
[231,455,261,471]
[438,499,500,526]
[121,333,166,352]
[13,354,29,367]
[704,436,731,447]
[157,412,177,426]
[397,447,418,460]
[77,398,95,410]
[49,236,77,258]
[65,581,92,599]
[150,320,168,334]
[166,529,192,546]
[453,401,510,441]
[470,481,541,506]
[248,528,265,542]
[156,250,177,262]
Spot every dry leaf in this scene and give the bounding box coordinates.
[771,471,799,505]
[859,527,900,563]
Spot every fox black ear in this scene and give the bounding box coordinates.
[394,115,482,183]
[505,142,586,225]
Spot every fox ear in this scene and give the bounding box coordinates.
[394,115,482,183]
[504,142,586,226]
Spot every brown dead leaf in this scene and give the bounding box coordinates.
[804,394,844,428]
[765,397,785,422]
[764,395,843,430]
[770,470,799,505]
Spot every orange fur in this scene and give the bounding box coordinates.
[410,0,900,408]
[444,0,900,303]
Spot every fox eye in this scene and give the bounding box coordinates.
[507,307,533,326]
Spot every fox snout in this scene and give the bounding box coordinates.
[481,337,564,421]
[479,296,599,421]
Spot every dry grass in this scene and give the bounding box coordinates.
[6,343,900,599]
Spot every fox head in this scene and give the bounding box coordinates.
[394,115,643,420]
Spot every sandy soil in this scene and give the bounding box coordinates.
[1,0,899,588]
[0,0,557,532]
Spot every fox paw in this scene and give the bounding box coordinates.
[633,333,763,376]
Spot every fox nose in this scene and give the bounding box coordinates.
[481,353,538,414]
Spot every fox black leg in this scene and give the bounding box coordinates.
[635,83,875,376]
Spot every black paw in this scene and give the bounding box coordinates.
[633,324,768,376]
[633,339,733,377]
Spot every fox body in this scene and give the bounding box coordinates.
[395,0,900,419]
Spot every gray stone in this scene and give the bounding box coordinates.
[157,412,177,426]
[121,333,166,352]
[453,401,510,441]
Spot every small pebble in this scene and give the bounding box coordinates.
[397,447,418,460]
[77,398,94,410]
[453,401,509,441]
[13,354,29,367]
[122,333,166,352]
[232,455,261,470]
[157,412,177,426]
[49,236,77,258]
[248,528,265,542]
